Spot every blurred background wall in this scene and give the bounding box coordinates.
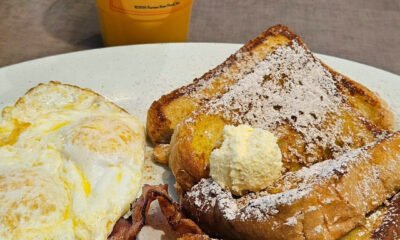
[1,0,399,74]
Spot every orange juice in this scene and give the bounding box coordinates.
[96,0,193,46]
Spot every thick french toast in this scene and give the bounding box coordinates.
[147,25,296,144]
[147,25,396,239]
[147,25,393,145]
[340,192,400,240]
[370,193,400,239]
[183,132,400,240]
[168,28,394,192]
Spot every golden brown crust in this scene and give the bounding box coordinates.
[169,115,227,192]
[183,133,400,240]
[372,193,400,240]
[152,144,171,164]
[169,127,201,191]
[167,31,394,192]
[147,25,396,239]
[148,25,394,193]
[146,25,394,146]
[146,25,301,144]
[329,68,394,131]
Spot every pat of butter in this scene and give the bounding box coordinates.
[210,124,282,196]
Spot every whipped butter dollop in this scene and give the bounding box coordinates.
[209,125,283,196]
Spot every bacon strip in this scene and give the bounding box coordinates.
[108,184,208,240]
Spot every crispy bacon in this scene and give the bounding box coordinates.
[108,184,208,240]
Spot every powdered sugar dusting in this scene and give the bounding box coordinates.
[197,41,348,164]
[187,48,260,99]
[185,143,371,222]
[285,216,298,226]
[373,192,400,238]
[276,146,371,191]
[314,225,323,233]
[180,37,395,236]
[186,178,238,221]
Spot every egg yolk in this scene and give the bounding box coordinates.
[0,120,30,147]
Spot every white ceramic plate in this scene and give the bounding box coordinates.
[0,43,399,239]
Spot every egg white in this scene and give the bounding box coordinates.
[0,82,145,239]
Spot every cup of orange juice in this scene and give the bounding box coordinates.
[96,0,194,46]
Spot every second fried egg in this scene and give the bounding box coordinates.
[0,82,145,240]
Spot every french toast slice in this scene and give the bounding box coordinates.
[167,28,394,192]
[147,25,396,239]
[183,132,400,240]
[147,25,295,144]
[370,193,400,239]
[340,192,400,240]
[147,25,393,145]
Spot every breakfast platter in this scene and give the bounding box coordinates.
[0,26,400,239]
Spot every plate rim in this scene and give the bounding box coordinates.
[1,42,399,78]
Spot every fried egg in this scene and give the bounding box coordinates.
[0,82,145,239]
